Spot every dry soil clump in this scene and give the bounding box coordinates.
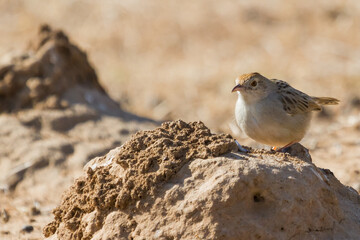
[44,120,360,240]
[44,120,237,239]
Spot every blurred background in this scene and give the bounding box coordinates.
[1,0,359,130]
[1,0,360,238]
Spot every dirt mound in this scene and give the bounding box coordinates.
[0,25,157,239]
[43,120,237,239]
[44,120,360,240]
[0,24,105,112]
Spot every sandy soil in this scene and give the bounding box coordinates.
[0,0,359,239]
[0,26,156,239]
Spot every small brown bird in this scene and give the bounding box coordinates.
[232,72,339,151]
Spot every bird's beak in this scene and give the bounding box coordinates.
[231,84,244,92]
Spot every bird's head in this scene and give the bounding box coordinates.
[232,72,273,103]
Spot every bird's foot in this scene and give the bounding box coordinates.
[235,140,249,153]
[272,141,297,153]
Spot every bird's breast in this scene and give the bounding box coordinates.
[235,95,311,147]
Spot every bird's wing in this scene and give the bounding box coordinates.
[271,79,322,115]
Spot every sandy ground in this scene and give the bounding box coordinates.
[0,0,359,239]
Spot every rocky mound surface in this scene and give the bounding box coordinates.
[44,120,360,240]
[0,25,156,239]
[43,120,237,239]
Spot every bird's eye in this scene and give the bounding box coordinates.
[251,81,257,87]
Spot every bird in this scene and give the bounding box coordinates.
[231,72,339,152]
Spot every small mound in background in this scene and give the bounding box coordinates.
[44,120,360,240]
[0,24,106,112]
[44,120,237,239]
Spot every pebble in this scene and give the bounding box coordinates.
[30,201,41,216]
[0,209,10,223]
[21,225,34,233]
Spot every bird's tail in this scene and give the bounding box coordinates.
[312,97,339,105]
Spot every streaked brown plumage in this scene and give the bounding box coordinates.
[232,72,339,150]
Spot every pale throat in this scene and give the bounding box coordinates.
[237,91,260,105]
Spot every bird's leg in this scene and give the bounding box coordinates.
[235,140,249,153]
[276,141,297,153]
